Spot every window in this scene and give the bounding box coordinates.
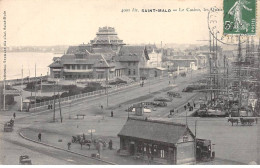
[133,69,136,75]
[128,62,131,66]
[82,65,86,69]
[183,135,188,142]
[128,69,131,75]
[77,65,80,69]
[72,65,75,70]
[88,65,92,69]
[160,150,165,158]
[65,65,70,69]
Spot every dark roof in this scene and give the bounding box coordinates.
[93,60,113,68]
[49,61,63,68]
[66,46,79,54]
[118,118,194,145]
[119,45,149,60]
[60,54,97,64]
[115,56,140,62]
[92,48,116,54]
[111,62,126,69]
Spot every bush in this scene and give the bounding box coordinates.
[0,95,15,105]
[82,82,106,93]
[25,82,41,90]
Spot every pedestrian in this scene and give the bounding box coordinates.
[194,103,196,108]
[67,142,71,150]
[187,102,190,107]
[38,133,42,142]
[109,139,113,150]
[13,113,16,119]
[169,81,170,84]
[184,105,187,110]
[111,111,113,117]
[101,105,103,110]
[80,140,83,150]
[83,133,85,140]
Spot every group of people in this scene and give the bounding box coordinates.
[67,137,113,151]
[184,102,196,111]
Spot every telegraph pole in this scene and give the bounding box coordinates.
[106,69,109,107]
[53,82,56,122]
[40,74,42,97]
[34,64,37,111]
[20,65,23,111]
[238,36,242,114]
[58,81,62,123]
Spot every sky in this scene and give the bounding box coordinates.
[0,0,259,46]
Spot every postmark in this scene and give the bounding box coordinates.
[223,0,256,35]
[208,6,247,45]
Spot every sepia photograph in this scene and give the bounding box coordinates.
[0,0,259,165]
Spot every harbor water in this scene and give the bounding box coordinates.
[0,52,60,80]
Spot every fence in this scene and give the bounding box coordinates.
[29,72,189,111]
[30,80,141,111]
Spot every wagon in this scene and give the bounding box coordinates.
[167,91,182,98]
[4,122,13,132]
[19,155,32,165]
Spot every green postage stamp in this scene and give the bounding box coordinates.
[223,0,256,35]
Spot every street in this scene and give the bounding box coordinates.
[0,69,258,164]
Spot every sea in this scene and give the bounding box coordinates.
[0,52,61,80]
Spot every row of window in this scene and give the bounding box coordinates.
[128,69,136,75]
[65,74,93,79]
[65,64,93,70]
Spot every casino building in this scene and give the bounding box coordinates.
[49,26,151,81]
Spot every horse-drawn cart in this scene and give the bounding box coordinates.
[71,134,107,149]
[19,155,32,165]
[228,117,257,126]
[4,120,14,132]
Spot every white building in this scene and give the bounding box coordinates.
[147,48,163,68]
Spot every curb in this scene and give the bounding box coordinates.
[18,131,116,165]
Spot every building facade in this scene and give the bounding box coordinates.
[49,26,150,81]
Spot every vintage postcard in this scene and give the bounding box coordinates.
[0,0,259,165]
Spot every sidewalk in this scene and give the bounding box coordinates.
[19,127,162,165]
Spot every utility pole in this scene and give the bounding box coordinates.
[58,81,62,123]
[212,32,215,104]
[34,64,37,111]
[40,74,42,97]
[106,69,109,107]
[20,65,23,111]
[209,31,212,106]
[194,120,197,164]
[185,108,188,127]
[238,36,242,114]
[215,32,219,100]
[53,82,56,122]
[195,120,197,137]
